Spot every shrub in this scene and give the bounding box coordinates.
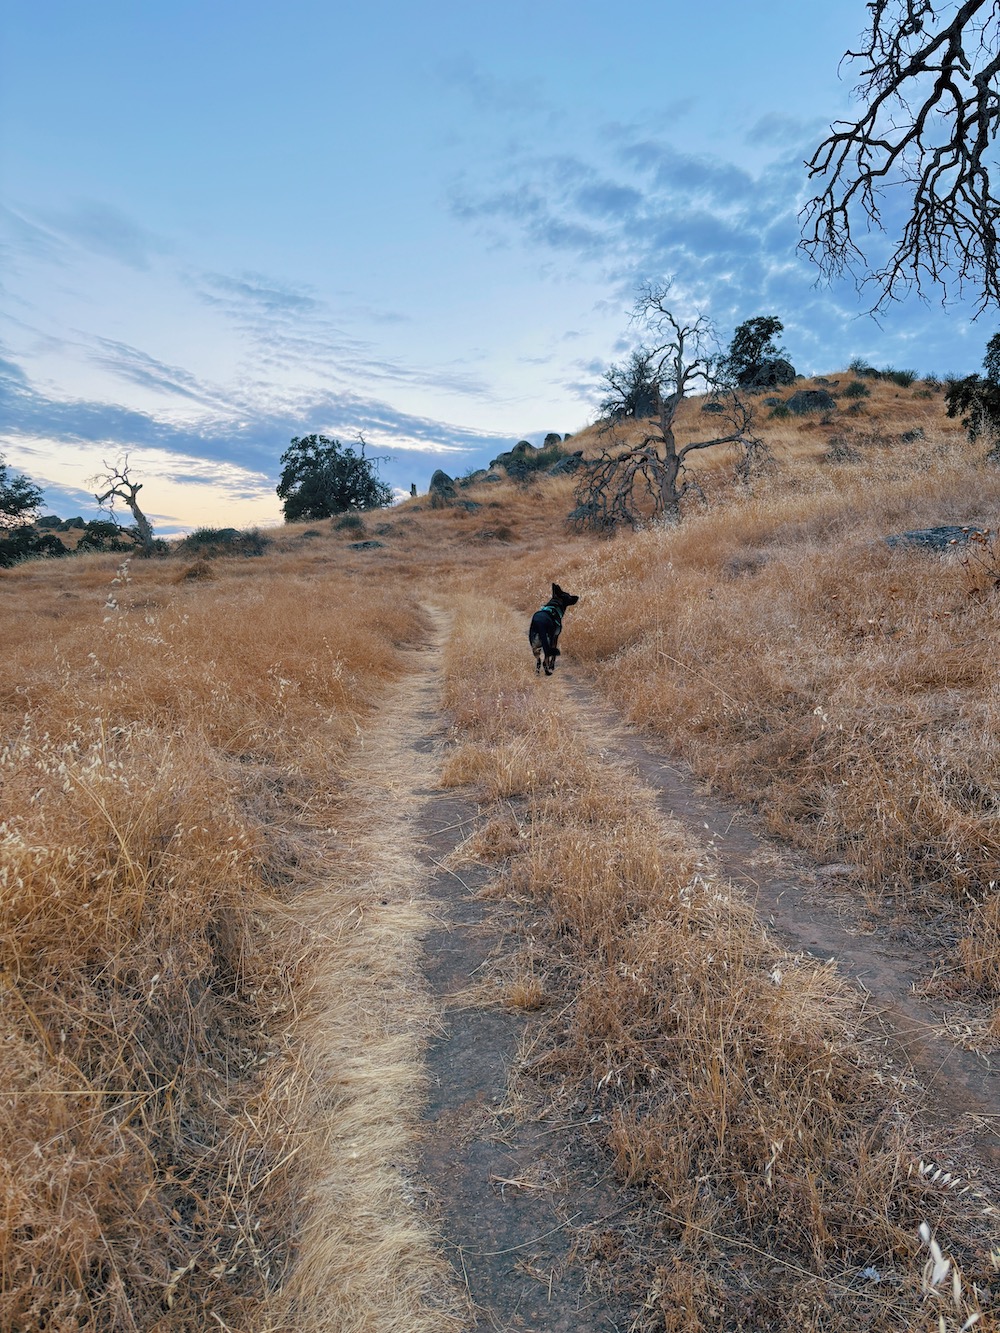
[176,527,272,557]
[76,519,135,554]
[825,435,862,463]
[0,528,69,567]
[843,380,871,399]
[883,367,918,387]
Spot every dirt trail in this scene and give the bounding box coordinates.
[409,613,633,1330]
[312,611,998,1328]
[295,607,628,1329]
[560,663,1000,1175]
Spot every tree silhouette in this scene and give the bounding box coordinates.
[94,457,157,556]
[0,453,43,530]
[277,435,392,522]
[573,286,770,530]
[802,1,1000,312]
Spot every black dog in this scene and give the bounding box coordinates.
[528,583,579,675]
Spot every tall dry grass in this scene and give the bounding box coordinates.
[287,379,1000,1021]
[520,384,1000,1013]
[0,547,430,1328]
[438,597,998,1331]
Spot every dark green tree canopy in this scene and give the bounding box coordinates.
[721,316,796,390]
[277,434,392,522]
[945,332,1000,459]
[599,348,661,421]
[0,454,43,530]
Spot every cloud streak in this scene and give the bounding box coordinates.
[0,349,517,504]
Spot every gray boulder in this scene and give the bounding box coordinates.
[739,357,797,390]
[886,525,986,551]
[548,450,585,475]
[428,469,457,507]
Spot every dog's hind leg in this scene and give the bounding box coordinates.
[530,637,543,672]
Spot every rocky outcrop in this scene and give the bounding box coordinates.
[885,525,986,551]
[428,469,457,507]
[739,357,796,390]
[547,450,585,475]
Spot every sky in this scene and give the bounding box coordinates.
[1,0,993,534]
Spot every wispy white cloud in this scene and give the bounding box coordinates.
[187,264,492,399]
[88,337,238,411]
[0,348,515,505]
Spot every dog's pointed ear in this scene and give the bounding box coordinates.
[552,582,562,597]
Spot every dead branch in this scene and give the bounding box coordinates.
[801,0,1000,311]
[93,456,156,556]
[573,294,771,531]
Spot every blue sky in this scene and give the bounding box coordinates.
[1,0,990,533]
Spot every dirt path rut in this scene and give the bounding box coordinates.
[560,664,1000,1175]
[408,617,632,1330]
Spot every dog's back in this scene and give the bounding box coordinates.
[529,607,559,656]
[528,582,579,675]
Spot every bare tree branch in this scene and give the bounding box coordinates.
[572,290,771,531]
[93,455,157,556]
[801,0,1000,312]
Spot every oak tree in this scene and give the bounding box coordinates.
[277,434,391,522]
[572,286,771,530]
[0,453,43,530]
[94,457,158,556]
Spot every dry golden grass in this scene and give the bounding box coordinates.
[0,546,435,1328]
[437,597,997,1332]
[523,378,1000,1014]
[5,366,1000,1327]
[356,380,1000,1027]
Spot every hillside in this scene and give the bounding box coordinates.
[2,372,999,1331]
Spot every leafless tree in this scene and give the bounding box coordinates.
[802,1,1000,312]
[571,287,770,531]
[94,456,157,556]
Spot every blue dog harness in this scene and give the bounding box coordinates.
[538,601,563,626]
